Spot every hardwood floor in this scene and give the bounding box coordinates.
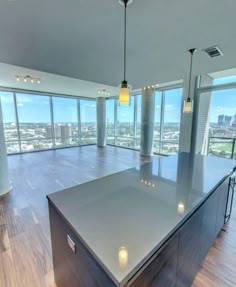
[0,145,235,287]
[192,201,236,287]
[0,146,148,287]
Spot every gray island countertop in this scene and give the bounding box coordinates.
[47,153,236,286]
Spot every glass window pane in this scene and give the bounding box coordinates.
[207,88,236,159]
[16,93,53,151]
[106,99,115,144]
[53,97,78,147]
[116,96,135,148]
[0,91,20,153]
[53,97,78,124]
[153,91,162,153]
[135,138,141,150]
[213,76,236,86]
[208,138,233,159]
[21,139,54,152]
[153,141,160,153]
[116,137,134,148]
[5,142,20,153]
[162,88,182,154]
[136,95,141,138]
[80,99,96,144]
[117,96,134,137]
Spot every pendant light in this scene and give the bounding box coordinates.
[183,48,197,113]
[119,0,130,105]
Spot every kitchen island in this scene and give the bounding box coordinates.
[47,153,236,287]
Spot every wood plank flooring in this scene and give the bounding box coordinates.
[0,145,235,287]
[0,146,149,287]
[192,202,236,287]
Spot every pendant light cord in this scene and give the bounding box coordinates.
[187,49,196,100]
[123,1,127,82]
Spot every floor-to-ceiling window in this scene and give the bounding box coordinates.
[0,92,20,153]
[195,73,236,159]
[53,97,79,147]
[106,95,140,149]
[161,88,182,154]
[117,96,135,148]
[106,99,115,144]
[80,99,97,144]
[136,95,141,149]
[153,92,162,153]
[0,91,97,154]
[106,87,182,154]
[206,88,236,159]
[153,88,182,154]
[16,93,53,152]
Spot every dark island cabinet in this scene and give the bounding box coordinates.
[49,203,117,287]
[175,207,203,287]
[127,232,179,287]
[48,175,231,287]
[199,190,218,263]
[215,178,229,236]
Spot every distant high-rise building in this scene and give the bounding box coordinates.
[218,115,224,126]
[46,124,62,139]
[231,114,236,127]
[54,124,61,138]
[46,125,53,138]
[61,124,72,143]
[224,115,232,127]
[218,114,233,127]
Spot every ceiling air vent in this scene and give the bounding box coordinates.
[202,46,224,58]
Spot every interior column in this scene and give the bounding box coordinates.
[0,97,12,196]
[96,97,106,147]
[140,87,155,156]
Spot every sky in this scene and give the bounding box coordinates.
[209,75,236,123]
[0,92,96,123]
[106,88,182,123]
[1,75,236,124]
[1,89,182,123]
[210,89,236,123]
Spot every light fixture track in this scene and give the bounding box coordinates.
[16,74,41,84]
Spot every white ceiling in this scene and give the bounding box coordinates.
[0,63,118,98]
[0,0,236,90]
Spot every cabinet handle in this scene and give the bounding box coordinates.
[67,234,76,254]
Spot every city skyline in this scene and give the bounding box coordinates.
[209,88,236,123]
